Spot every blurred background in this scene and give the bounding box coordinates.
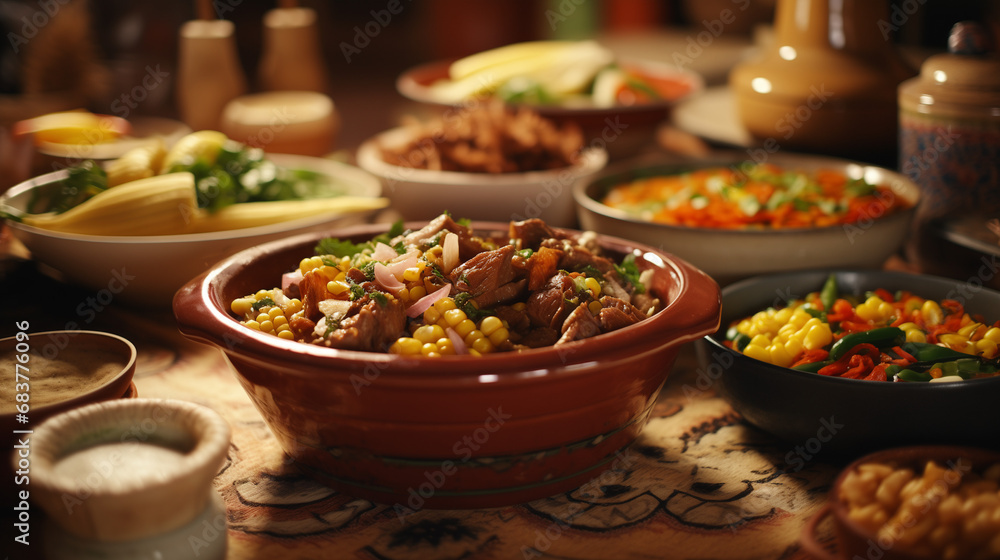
[2,0,996,153]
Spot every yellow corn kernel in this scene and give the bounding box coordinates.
[488,327,509,347]
[266,307,281,319]
[905,329,927,343]
[512,302,527,312]
[443,308,468,327]
[436,338,456,355]
[277,329,295,340]
[736,318,753,335]
[434,297,457,313]
[421,343,439,356]
[480,316,504,337]
[258,320,274,333]
[255,290,272,300]
[856,296,892,322]
[773,307,793,326]
[768,343,794,368]
[423,307,442,325]
[453,319,476,338]
[588,300,603,315]
[299,256,323,274]
[256,312,270,323]
[783,337,804,359]
[743,343,770,363]
[922,300,943,326]
[750,334,771,348]
[285,298,303,315]
[468,348,482,357]
[584,277,601,299]
[244,320,261,330]
[409,286,426,301]
[464,330,485,346]
[414,324,446,344]
[275,322,290,333]
[389,337,423,355]
[472,337,493,354]
[402,268,420,282]
[272,315,288,328]
[803,323,834,350]
[789,309,810,329]
[231,297,254,316]
[776,323,798,342]
[326,281,349,296]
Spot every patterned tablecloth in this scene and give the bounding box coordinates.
[5,254,841,560]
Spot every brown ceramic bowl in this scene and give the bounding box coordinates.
[173,220,721,508]
[801,445,1000,560]
[396,58,703,159]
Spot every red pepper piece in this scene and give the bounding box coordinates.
[865,363,890,382]
[888,345,917,366]
[817,343,880,377]
[826,299,856,323]
[873,288,895,303]
[791,348,830,368]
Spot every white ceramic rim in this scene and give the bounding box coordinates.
[572,152,921,236]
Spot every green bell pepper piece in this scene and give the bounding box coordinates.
[828,327,905,361]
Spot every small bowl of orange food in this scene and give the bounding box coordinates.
[801,445,1000,560]
[574,153,920,285]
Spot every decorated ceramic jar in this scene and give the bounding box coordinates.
[899,21,1000,271]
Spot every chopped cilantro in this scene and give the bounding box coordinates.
[517,248,534,259]
[361,261,377,281]
[456,217,472,227]
[315,237,364,258]
[370,291,388,306]
[454,292,494,321]
[324,314,342,336]
[348,283,365,301]
[428,263,446,280]
[614,253,645,294]
[579,265,604,280]
[251,297,275,312]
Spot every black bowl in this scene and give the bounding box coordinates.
[700,269,1000,460]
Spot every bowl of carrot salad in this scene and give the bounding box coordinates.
[574,153,920,284]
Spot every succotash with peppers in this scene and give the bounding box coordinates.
[230,213,661,356]
[724,274,1000,382]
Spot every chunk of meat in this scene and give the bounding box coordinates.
[494,304,531,334]
[541,237,621,281]
[473,279,527,308]
[600,296,647,323]
[598,306,640,332]
[509,218,563,250]
[518,327,560,348]
[299,268,332,319]
[320,295,407,352]
[557,305,602,344]
[526,273,575,329]
[396,213,488,260]
[450,244,520,296]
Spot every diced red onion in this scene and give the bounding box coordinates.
[406,284,451,318]
[374,262,405,291]
[385,250,419,278]
[373,242,398,261]
[447,326,468,354]
[442,232,459,274]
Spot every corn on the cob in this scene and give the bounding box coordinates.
[160,130,228,173]
[105,139,167,187]
[188,196,388,233]
[22,172,198,236]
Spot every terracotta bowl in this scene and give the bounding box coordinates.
[700,270,1000,458]
[396,58,703,159]
[800,445,1000,560]
[173,220,721,508]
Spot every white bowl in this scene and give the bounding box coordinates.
[356,126,607,227]
[1,154,382,307]
[574,153,921,285]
